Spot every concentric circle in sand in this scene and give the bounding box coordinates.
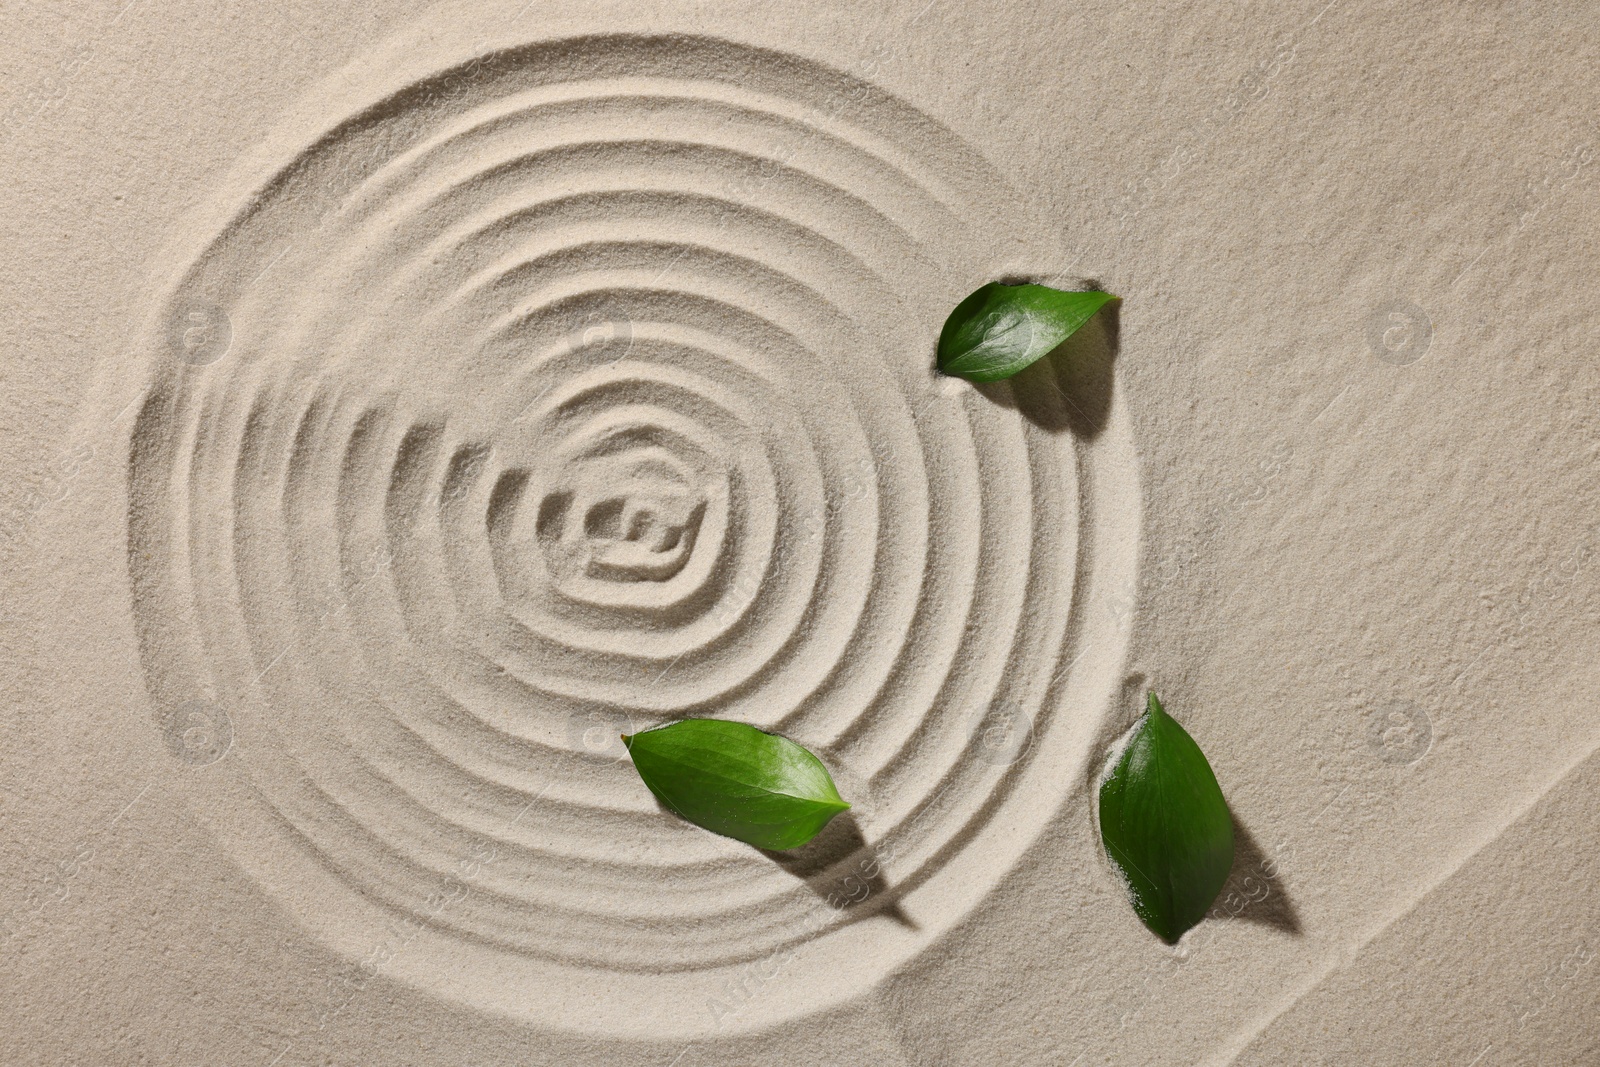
[126,34,1137,1035]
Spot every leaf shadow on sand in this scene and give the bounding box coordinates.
[964,275,1121,439]
[757,811,918,930]
[1219,813,1303,935]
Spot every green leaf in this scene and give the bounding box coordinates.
[937,282,1118,383]
[622,719,850,850]
[1098,693,1234,943]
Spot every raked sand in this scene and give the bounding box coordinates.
[2,2,1597,1064]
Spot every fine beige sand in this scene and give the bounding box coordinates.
[2,1,1596,1064]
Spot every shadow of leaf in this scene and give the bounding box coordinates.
[1212,811,1302,935]
[758,812,917,930]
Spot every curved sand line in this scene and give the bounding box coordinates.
[125,33,1138,1033]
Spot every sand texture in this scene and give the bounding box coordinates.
[2,1,1597,1064]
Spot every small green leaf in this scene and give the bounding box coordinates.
[937,282,1118,382]
[622,719,850,850]
[1098,693,1234,943]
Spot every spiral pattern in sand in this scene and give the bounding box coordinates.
[127,35,1134,1034]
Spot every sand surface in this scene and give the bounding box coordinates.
[2,1,1597,1063]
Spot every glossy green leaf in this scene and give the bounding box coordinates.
[936,282,1118,382]
[623,719,850,850]
[1098,693,1234,943]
